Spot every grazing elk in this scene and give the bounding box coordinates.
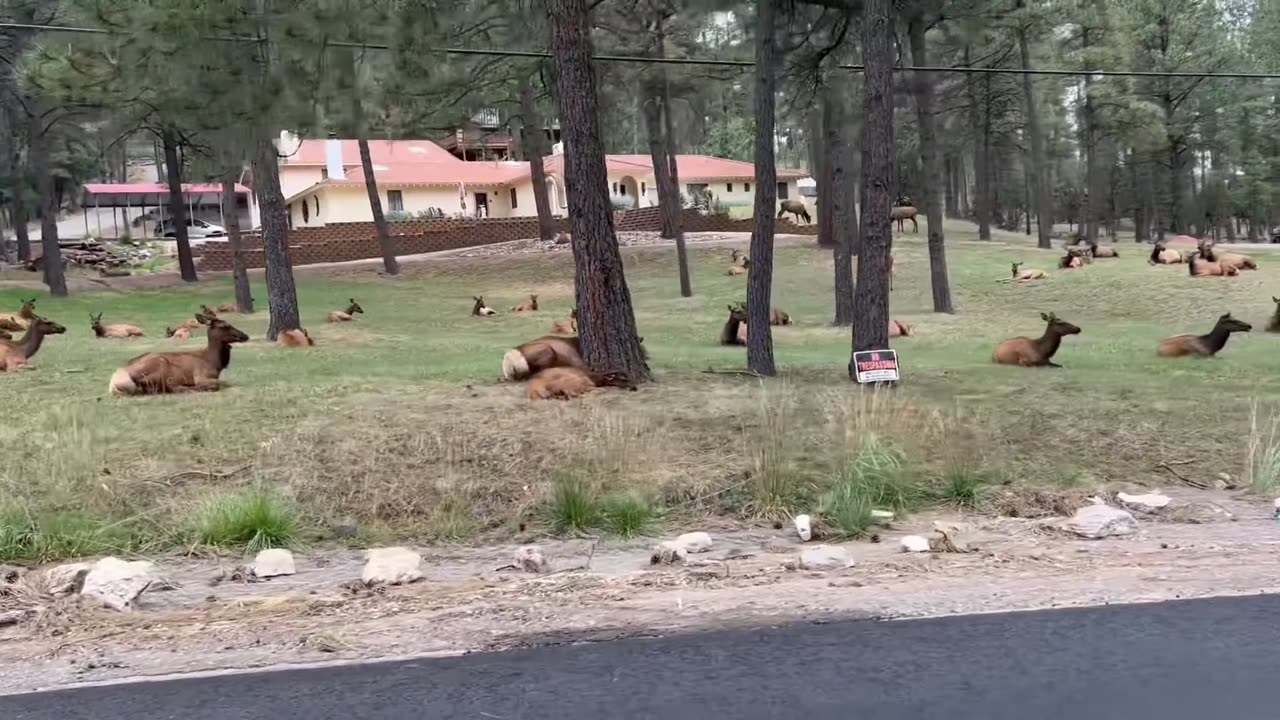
[991,312,1081,368]
[1157,313,1252,358]
[1148,243,1186,265]
[0,297,36,332]
[500,333,646,381]
[1269,297,1280,334]
[511,294,539,312]
[526,367,636,400]
[108,316,249,395]
[551,309,578,335]
[472,296,498,317]
[1198,241,1256,271]
[891,205,919,233]
[90,313,144,338]
[327,299,365,322]
[1187,252,1239,277]
[277,328,314,347]
[0,316,66,371]
[720,304,749,346]
[777,199,812,224]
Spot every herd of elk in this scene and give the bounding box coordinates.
[109,316,249,395]
[90,313,144,339]
[0,316,66,372]
[327,299,364,322]
[992,312,1081,368]
[511,294,539,312]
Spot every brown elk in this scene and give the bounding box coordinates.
[1148,243,1186,265]
[1269,297,1280,334]
[777,199,811,224]
[991,312,1081,368]
[1059,250,1085,269]
[726,257,750,277]
[108,316,249,395]
[90,313,144,339]
[200,304,220,318]
[171,308,217,333]
[472,296,498,317]
[1086,241,1119,259]
[770,308,793,326]
[500,333,646,381]
[277,328,314,347]
[1187,252,1238,277]
[1198,241,1256,271]
[166,326,193,341]
[327,299,365,322]
[0,297,36,331]
[511,294,539,312]
[888,319,913,337]
[1011,262,1047,282]
[213,303,239,313]
[0,329,9,341]
[891,205,919,233]
[526,367,636,400]
[551,309,578,335]
[720,304,749,346]
[1157,313,1252,358]
[0,316,66,371]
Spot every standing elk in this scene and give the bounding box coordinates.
[891,205,919,233]
[327,299,365,322]
[777,199,811,224]
[991,312,1081,368]
[108,316,249,395]
[90,313,144,338]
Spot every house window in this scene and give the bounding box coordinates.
[619,184,627,196]
[302,199,310,223]
[777,182,789,200]
[612,182,618,194]
[510,187,518,209]
[745,182,751,193]
[687,183,708,196]
[641,181,646,196]
[727,183,734,192]
[387,190,404,212]
[314,196,320,215]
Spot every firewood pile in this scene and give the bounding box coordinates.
[21,240,154,273]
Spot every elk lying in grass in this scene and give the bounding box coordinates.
[1148,243,1187,265]
[720,304,749,346]
[90,313,144,338]
[992,312,1081,368]
[1059,250,1086,269]
[170,308,217,334]
[327,299,364,322]
[1269,297,1280,333]
[888,319,913,337]
[1157,313,1252,358]
[166,326,193,341]
[277,328,314,347]
[1187,252,1239,277]
[551,309,578,335]
[0,298,36,332]
[108,316,249,395]
[891,205,919,233]
[472,296,498,317]
[770,308,793,326]
[511,294,539,312]
[777,199,811,224]
[0,329,9,341]
[726,250,750,276]
[0,316,66,372]
[1004,262,1046,282]
[1086,241,1118,258]
[526,367,636,400]
[1199,241,1256,271]
[500,333,647,381]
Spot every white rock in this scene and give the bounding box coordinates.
[80,557,155,612]
[1064,505,1138,539]
[798,545,854,570]
[1116,492,1172,514]
[794,514,812,542]
[675,532,713,553]
[650,541,688,565]
[870,510,894,525]
[43,562,91,595]
[514,546,548,573]
[361,547,423,586]
[1274,497,1280,511]
[251,549,296,578]
[900,535,931,553]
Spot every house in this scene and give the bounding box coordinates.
[433,108,563,162]
[277,134,809,229]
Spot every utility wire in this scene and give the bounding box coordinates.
[3,21,1279,79]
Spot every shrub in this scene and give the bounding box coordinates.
[601,494,656,537]
[0,505,140,562]
[820,434,920,538]
[1247,401,1280,493]
[546,473,600,534]
[191,490,298,552]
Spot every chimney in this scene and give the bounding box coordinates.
[325,133,345,180]
[277,130,302,158]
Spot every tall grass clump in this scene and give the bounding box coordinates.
[1246,400,1280,493]
[745,388,810,515]
[820,434,919,538]
[601,494,657,537]
[0,504,140,562]
[191,489,298,552]
[546,472,601,534]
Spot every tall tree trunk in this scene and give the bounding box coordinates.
[642,81,692,297]
[966,45,991,240]
[815,104,835,248]
[29,114,66,296]
[221,175,254,313]
[907,13,953,314]
[547,0,650,381]
[1080,48,1098,244]
[252,137,300,339]
[1016,3,1052,248]
[830,85,856,327]
[658,59,691,295]
[519,75,557,242]
[161,127,198,282]
[357,137,400,275]
[3,103,30,263]
[746,0,778,376]
[852,0,894,365]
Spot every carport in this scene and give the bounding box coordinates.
[79,183,252,239]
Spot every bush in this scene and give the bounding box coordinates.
[601,494,656,537]
[191,490,298,552]
[545,473,600,534]
[819,434,920,538]
[0,505,141,562]
[1247,401,1280,493]
[384,210,413,222]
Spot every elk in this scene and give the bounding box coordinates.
[171,308,217,333]
[214,302,239,313]
[889,319,913,337]
[770,308,793,326]
[1187,252,1239,277]
[1269,298,1280,334]
[1148,244,1186,265]
[1157,313,1252,358]
[1059,250,1085,269]
[0,329,9,341]
[891,205,919,233]
[166,326,192,341]
[199,304,220,318]
[777,199,811,224]
[0,316,66,371]
[720,304,749,346]
[278,328,314,347]
[472,296,498,317]
[90,313,144,339]
[512,294,539,312]
[500,333,646,381]
[1086,241,1119,258]
[1011,262,1046,282]
[0,297,36,331]
[551,309,578,335]
[1199,241,1256,271]
[991,312,1081,368]
[327,299,365,322]
[726,257,750,277]
[526,367,636,400]
[108,316,249,395]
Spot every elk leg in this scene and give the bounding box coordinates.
[1046,361,1063,368]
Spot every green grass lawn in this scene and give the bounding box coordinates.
[3,219,1279,560]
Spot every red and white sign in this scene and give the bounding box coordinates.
[852,349,900,384]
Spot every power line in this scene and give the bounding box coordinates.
[3,21,1280,80]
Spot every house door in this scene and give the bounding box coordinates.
[475,192,489,218]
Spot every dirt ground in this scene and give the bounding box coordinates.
[2,487,1276,696]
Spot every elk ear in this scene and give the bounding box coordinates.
[196,314,209,325]
[1273,297,1279,304]
[1040,312,1051,322]
[1221,312,1232,320]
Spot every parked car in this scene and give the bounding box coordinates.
[158,218,226,240]
[1270,226,1280,243]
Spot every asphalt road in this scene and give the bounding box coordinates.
[6,594,1278,720]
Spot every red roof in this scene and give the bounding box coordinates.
[84,183,250,194]
[541,153,806,180]
[336,162,530,187]
[282,139,459,167]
